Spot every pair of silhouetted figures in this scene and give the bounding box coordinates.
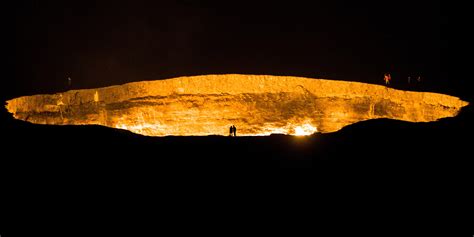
[408,76,422,84]
[229,125,237,137]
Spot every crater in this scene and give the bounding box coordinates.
[5,74,469,136]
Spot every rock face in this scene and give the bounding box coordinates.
[5,74,469,136]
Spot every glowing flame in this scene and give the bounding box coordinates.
[5,74,468,137]
[292,124,318,136]
[115,122,318,137]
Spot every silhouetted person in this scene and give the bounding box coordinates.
[229,125,233,136]
[233,125,237,137]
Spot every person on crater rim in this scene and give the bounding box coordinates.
[383,73,391,85]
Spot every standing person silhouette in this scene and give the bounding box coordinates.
[229,125,233,136]
[383,73,391,85]
[233,125,237,137]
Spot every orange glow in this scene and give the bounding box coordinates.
[5,74,469,137]
[293,124,318,136]
[113,121,318,137]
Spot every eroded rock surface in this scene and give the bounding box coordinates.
[6,74,469,136]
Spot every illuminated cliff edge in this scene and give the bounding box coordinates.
[5,74,469,136]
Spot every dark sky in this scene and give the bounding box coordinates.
[6,0,447,99]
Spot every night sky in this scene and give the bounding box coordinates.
[5,0,447,100]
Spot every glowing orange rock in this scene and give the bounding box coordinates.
[5,74,469,136]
